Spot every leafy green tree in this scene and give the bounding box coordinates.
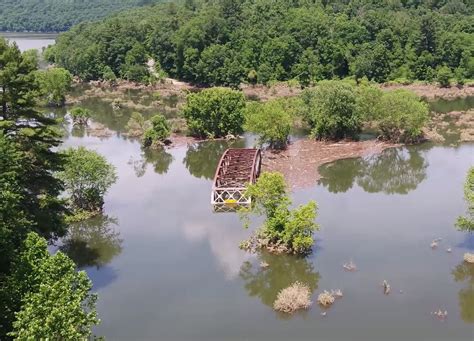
[35,67,73,107]
[143,114,170,147]
[183,87,245,138]
[46,1,474,86]
[70,107,91,126]
[4,232,99,340]
[302,81,361,140]
[456,167,474,232]
[242,172,319,254]
[0,134,31,274]
[58,147,118,213]
[244,99,293,149]
[436,65,453,87]
[377,90,429,142]
[355,83,384,121]
[0,37,66,246]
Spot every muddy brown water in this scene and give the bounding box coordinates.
[7,34,474,340]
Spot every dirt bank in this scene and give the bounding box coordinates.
[262,139,399,189]
[381,84,474,100]
[78,78,474,103]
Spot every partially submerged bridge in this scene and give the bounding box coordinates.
[211,148,262,212]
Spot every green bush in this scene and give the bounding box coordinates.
[436,66,452,87]
[242,172,319,254]
[143,114,170,147]
[302,81,361,140]
[70,107,91,126]
[57,147,117,212]
[35,67,73,107]
[355,84,384,121]
[183,88,245,138]
[456,167,474,232]
[244,99,293,149]
[377,90,429,142]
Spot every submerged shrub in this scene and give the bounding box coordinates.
[377,90,429,143]
[183,88,245,138]
[70,107,91,126]
[302,81,361,140]
[456,167,474,232]
[58,147,117,213]
[241,172,319,254]
[244,99,293,149]
[273,282,312,313]
[143,114,170,148]
[317,290,335,307]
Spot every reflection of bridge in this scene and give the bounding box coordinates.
[211,148,262,212]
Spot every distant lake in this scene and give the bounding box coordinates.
[0,32,57,51]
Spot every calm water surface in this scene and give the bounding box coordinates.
[0,32,57,51]
[14,33,472,340]
[57,118,473,341]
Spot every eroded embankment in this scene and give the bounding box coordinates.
[262,139,399,189]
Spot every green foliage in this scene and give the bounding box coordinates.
[377,90,429,142]
[183,87,245,138]
[302,81,361,140]
[0,134,31,275]
[102,65,117,82]
[0,0,165,32]
[0,37,67,258]
[244,99,292,149]
[4,232,99,340]
[143,114,170,147]
[70,107,91,126]
[456,167,474,232]
[58,147,118,212]
[243,172,319,254]
[355,83,384,121]
[48,1,474,85]
[35,67,72,107]
[245,172,289,219]
[437,65,453,87]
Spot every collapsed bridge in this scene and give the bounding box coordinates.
[211,148,262,212]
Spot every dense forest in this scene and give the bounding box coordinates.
[0,0,164,32]
[46,0,474,86]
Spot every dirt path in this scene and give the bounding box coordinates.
[262,139,399,189]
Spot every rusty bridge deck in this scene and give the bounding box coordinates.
[211,148,262,212]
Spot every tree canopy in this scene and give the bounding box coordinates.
[0,0,165,32]
[46,0,474,85]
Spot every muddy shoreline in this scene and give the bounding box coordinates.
[75,78,474,102]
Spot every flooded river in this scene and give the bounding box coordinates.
[6,34,474,340]
[58,116,473,341]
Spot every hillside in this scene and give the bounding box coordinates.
[0,0,165,32]
[46,0,474,86]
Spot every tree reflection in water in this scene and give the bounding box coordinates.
[239,252,320,314]
[319,148,428,194]
[183,139,246,180]
[60,215,123,269]
[129,147,174,177]
[452,261,474,323]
